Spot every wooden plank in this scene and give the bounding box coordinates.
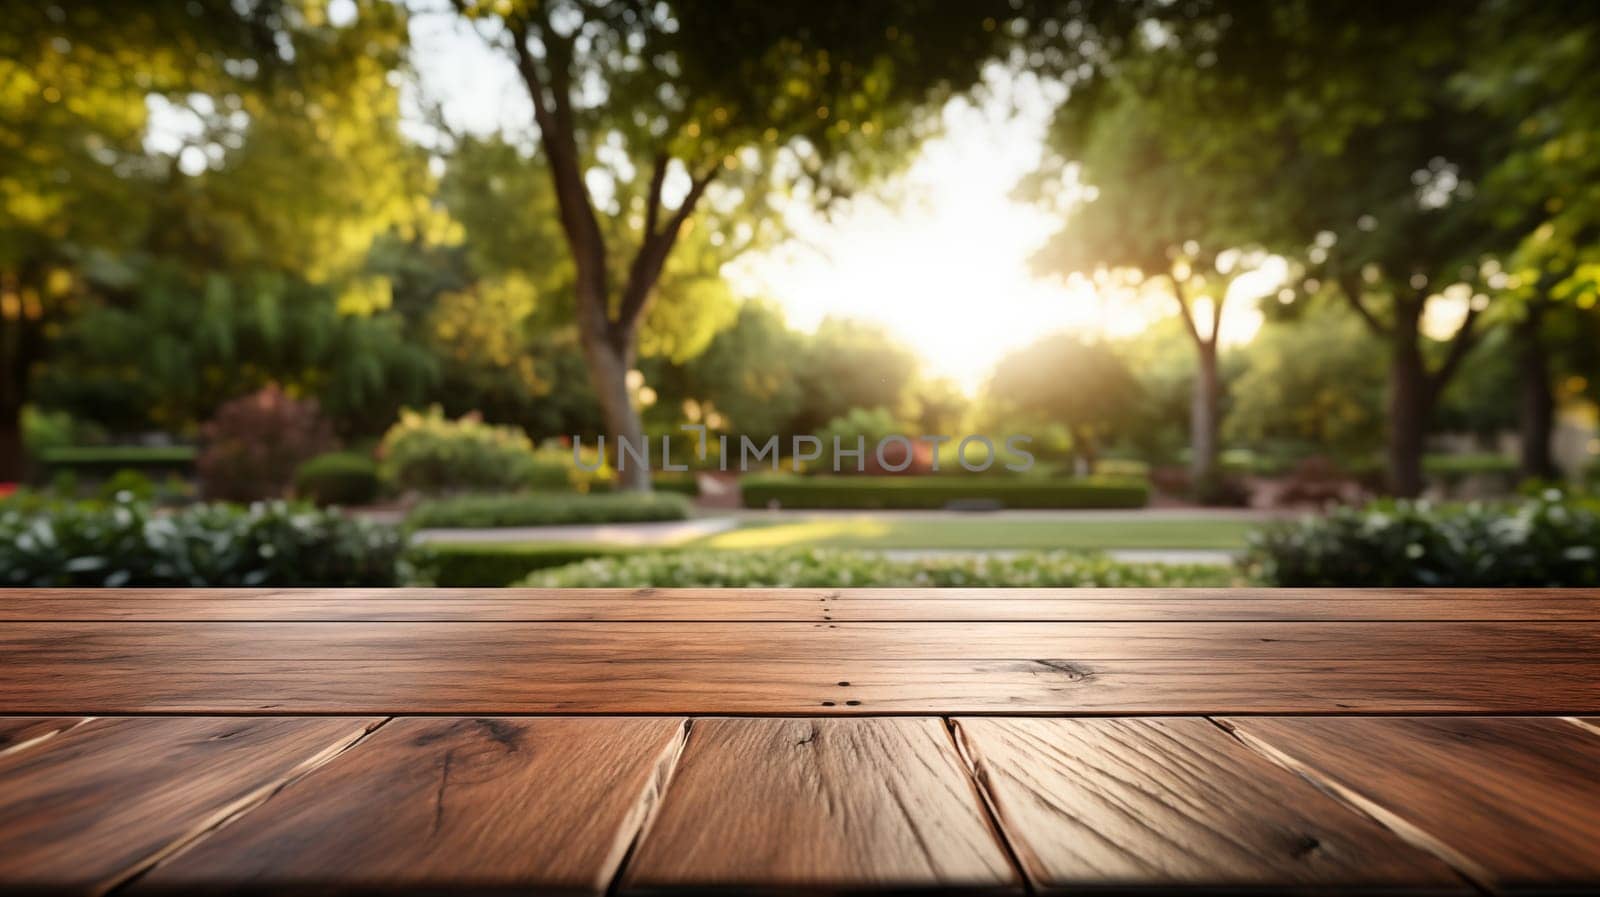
[139,718,687,896]
[0,718,84,759]
[621,717,1019,893]
[3,657,1596,715]
[0,716,379,895]
[4,620,1595,663]
[954,717,1465,894]
[6,587,1600,621]
[1222,716,1600,893]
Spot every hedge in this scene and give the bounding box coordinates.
[1245,494,1600,586]
[407,490,693,529]
[36,446,197,478]
[738,475,1148,510]
[0,497,406,586]
[294,452,381,507]
[518,547,1231,588]
[1422,452,1518,483]
[409,542,628,587]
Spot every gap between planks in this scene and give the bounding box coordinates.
[1202,715,1600,894]
[103,718,392,896]
[28,714,1600,895]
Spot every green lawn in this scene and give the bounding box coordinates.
[690,516,1254,551]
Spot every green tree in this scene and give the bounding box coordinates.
[1463,1,1600,477]
[1084,1,1512,496]
[684,300,807,440]
[0,2,278,477]
[793,318,919,436]
[1225,303,1386,461]
[1024,66,1268,496]
[2,1,429,468]
[440,0,1038,489]
[986,333,1140,473]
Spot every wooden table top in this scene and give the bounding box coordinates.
[3,587,1599,895]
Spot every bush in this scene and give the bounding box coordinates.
[517,547,1232,588]
[815,407,923,473]
[408,542,628,586]
[407,490,693,528]
[1424,452,1518,495]
[378,406,538,494]
[651,472,701,496]
[739,475,1148,510]
[0,497,407,586]
[198,386,334,501]
[295,452,381,507]
[36,445,198,480]
[1096,458,1151,479]
[1245,494,1600,586]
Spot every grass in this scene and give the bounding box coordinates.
[689,516,1254,551]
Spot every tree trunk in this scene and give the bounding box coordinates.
[1190,340,1221,492]
[1515,303,1556,480]
[0,405,23,484]
[1071,426,1098,475]
[1387,318,1429,498]
[579,333,651,492]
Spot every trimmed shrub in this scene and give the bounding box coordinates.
[198,386,334,501]
[1245,494,1600,586]
[1423,452,1518,496]
[0,497,406,586]
[651,472,701,497]
[739,475,1148,510]
[409,542,627,587]
[407,490,692,529]
[379,406,538,494]
[295,452,381,507]
[36,445,197,480]
[517,547,1232,588]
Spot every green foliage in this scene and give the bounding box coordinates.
[740,475,1148,510]
[20,407,92,455]
[198,386,335,502]
[37,264,437,436]
[408,542,628,588]
[985,334,1141,470]
[517,548,1233,589]
[1422,453,1518,490]
[37,446,197,476]
[793,319,921,433]
[683,301,808,439]
[1246,495,1600,587]
[378,407,539,494]
[815,407,914,471]
[0,497,406,587]
[1224,304,1386,459]
[2,3,431,475]
[651,472,702,497]
[294,452,381,507]
[407,491,693,529]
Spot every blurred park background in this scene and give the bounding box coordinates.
[3,0,1600,589]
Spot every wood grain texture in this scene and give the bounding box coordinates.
[622,717,1019,893]
[955,717,1464,894]
[4,657,1596,715]
[0,716,378,895]
[5,615,1598,713]
[6,620,1596,663]
[0,717,84,758]
[6,587,1600,621]
[1223,716,1600,893]
[139,717,686,896]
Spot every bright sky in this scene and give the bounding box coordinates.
[405,11,1278,390]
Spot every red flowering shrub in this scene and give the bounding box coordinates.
[198,386,335,501]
